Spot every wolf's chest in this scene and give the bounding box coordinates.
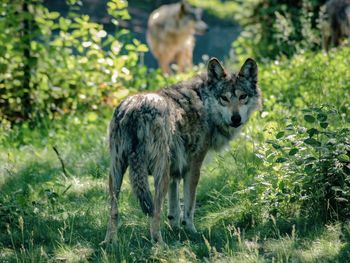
[169,129,210,177]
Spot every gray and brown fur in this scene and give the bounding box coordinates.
[322,0,350,50]
[101,58,262,244]
[147,1,208,74]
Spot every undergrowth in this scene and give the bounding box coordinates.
[1,47,349,262]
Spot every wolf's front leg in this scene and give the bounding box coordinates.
[182,166,201,233]
[167,178,181,229]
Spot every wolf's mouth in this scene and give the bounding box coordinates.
[230,122,242,128]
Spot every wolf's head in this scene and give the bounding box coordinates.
[178,1,208,35]
[205,58,262,129]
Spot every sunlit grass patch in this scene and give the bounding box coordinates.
[65,176,105,197]
[298,224,345,262]
[261,223,346,263]
[54,243,94,262]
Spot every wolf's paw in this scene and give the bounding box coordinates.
[181,220,198,234]
[168,215,180,230]
[100,229,118,246]
[151,230,165,244]
[99,239,109,246]
[99,236,116,246]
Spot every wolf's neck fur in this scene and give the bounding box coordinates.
[160,74,238,152]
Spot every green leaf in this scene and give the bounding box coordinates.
[338,154,350,163]
[276,131,285,139]
[307,128,318,137]
[48,11,60,20]
[111,41,121,54]
[304,164,315,174]
[87,112,98,122]
[272,143,282,149]
[304,138,321,147]
[317,113,327,122]
[276,157,288,163]
[304,115,315,123]
[136,44,149,53]
[59,17,70,31]
[289,148,298,156]
[320,122,328,128]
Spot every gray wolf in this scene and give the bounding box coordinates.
[101,58,262,244]
[147,1,208,74]
[322,0,350,50]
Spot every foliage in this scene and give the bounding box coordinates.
[233,0,328,60]
[0,0,178,124]
[262,106,349,221]
[245,47,350,223]
[1,0,350,260]
[2,46,350,263]
[188,0,239,23]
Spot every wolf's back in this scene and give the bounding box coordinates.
[109,94,174,216]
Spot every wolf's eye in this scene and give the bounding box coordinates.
[239,94,248,100]
[220,95,229,102]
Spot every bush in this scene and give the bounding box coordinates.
[0,0,175,124]
[238,47,350,223]
[233,0,327,60]
[264,106,349,221]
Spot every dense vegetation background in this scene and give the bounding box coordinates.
[1,0,349,262]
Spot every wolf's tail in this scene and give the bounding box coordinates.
[129,152,154,216]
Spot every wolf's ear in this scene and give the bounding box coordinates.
[238,58,258,88]
[180,1,186,16]
[208,58,227,81]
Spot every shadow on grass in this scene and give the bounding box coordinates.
[1,154,350,262]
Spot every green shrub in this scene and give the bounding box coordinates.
[250,47,350,222]
[0,0,177,124]
[263,106,349,221]
[233,0,327,60]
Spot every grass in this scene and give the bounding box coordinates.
[1,120,348,262]
[1,47,350,262]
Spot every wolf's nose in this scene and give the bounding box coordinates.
[231,114,241,127]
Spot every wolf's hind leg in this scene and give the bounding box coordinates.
[101,160,127,245]
[151,164,170,243]
[167,178,180,229]
[156,51,173,74]
[159,59,171,75]
[175,47,193,73]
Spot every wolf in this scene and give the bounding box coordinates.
[101,58,262,244]
[147,1,208,74]
[322,0,350,50]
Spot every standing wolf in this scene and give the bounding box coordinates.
[322,0,350,50]
[147,1,208,74]
[101,58,262,244]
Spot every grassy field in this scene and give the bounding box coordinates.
[1,47,350,262]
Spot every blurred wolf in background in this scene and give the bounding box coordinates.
[147,1,208,74]
[101,57,262,244]
[322,0,350,50]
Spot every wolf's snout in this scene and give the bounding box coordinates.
[195,21,209,35]
[231,114,241,128]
